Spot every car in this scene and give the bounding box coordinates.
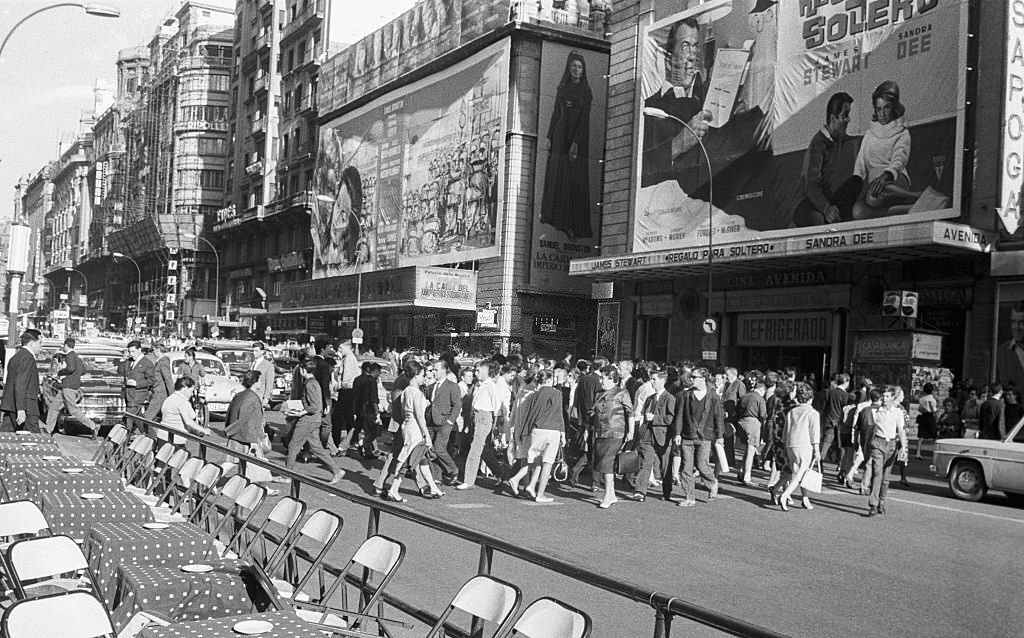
[37,344,125,435]
[931,416,1024,504]
[166,350,244,417]
[358,356,397,387]
[199,340,256,379]
[270,356,299,406]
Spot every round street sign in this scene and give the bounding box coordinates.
[351,328,364,339]
[702,317,717,334]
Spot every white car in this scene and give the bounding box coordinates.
[166,350,243,416]
[931,417,1024,504]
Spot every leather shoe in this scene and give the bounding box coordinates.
[866,507,878,517]
[629,492,646,502]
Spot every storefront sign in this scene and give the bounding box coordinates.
[596,302,620,361]
[415,268,476,310]
[1001,0,1024,235]
[281,266,475,312]
[212,204,240,232]
[571,221,990,275]
[853,332,913,362]
[476,308,497,329]
[912,333,943,361]
[632,1,965,253]
[712,285,851,314]
[735,312,831,347]
[532,315,577,338]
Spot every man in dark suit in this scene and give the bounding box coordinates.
[630,370,676,502]
[979,383,1006,441]
[121,339,155,426]
[426,359,464,487]
[144,342,175,421]
[816,372,851,465]
[0,329,43,432]
[996,302,1024,393]
[569,358,604,485]
[641,17,709,188]
[56,338,99,434]
[351,361,381,457]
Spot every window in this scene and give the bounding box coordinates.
[304,169,313,190]
[286,49,294,72]
[282,132,289,158]
[198,138,226,156]
[272,275,281,297]
[200,169,224,189]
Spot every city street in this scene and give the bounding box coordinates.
[94,411,1021,638]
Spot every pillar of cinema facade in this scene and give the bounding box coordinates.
[571,0,1024,401]
[289,0,611,356]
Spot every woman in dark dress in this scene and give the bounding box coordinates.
[540,50,593,239]
[765,381,795,504]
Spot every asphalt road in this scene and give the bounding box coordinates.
[59,418,1024,638]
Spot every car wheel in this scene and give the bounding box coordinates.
[948,460,987,501]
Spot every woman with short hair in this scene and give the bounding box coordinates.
[592,365,633,509]
[776,381,820,511]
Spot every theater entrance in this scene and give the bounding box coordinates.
[741,346,831,389]
[727,310,840,389]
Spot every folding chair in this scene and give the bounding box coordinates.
[136,448,190,506]
[262,509,343,602]
[499,597,592,638]
[419,575,522,638]
[115,435,154,483]
[293,535,408,635]
[153,461,221,523]
[125,442,175,495]
[152,457,202,511]
[1,590,115,638]
[193,474,248,533]
[207,483,267,559]
[92,425,128,468]
[231,496,306,565]
[0,501,50,549]
[5,535,100,601]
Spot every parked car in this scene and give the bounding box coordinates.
[166,350,243,417]
[931,416,1024,504]
[37,344,125,435]
[199,340,256,379]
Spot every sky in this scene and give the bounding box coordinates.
[0,0,417,221]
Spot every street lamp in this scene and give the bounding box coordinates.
[112,252,141,327]
[642,106,715,351]
[6,223,31,353]
[0,3,120,61]
[315,193,365,348]
[182,233,220,322]
[63,267,88,322]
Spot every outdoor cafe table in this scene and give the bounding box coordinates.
[111,559,272,630]
[0,432,54,443]
[0,454,78,500]
[0,440,62,455]
[85,521,215,607]
[40,489,153,541]
[141,610,322,638]
[24,465,124,504]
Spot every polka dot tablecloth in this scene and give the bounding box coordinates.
[84,521,215,607]
[140,610,322,638]
[0,440,63,455]
[0,454,78,500]
[111,559,262,630]
[24,465,124,504]
[0,432,54,443]
[39,490,154,541]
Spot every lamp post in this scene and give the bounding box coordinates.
[642,106,715,354]
[112,252,141,329]
[183,233,220,323]
[315,193,364,349]
[0,3,120,61]
[6,223,31,357]
[63,267,87,323]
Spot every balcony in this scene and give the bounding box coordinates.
[293,49,321,73]
[258,0,275,13]
[254,74,269,96]
[287,141,314,165]
[295,98,318,118]
[251,117,267,137]
[254,32,271,54]
[179,55,232,71]
[245,160,264,177]
[281,0,324,42]
[265,190,313,218]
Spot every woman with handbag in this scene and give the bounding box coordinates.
[382,360,445,501]
[765,381,794,503]
[776,382,821,511]
[592,366,633,509]
[225,370,280,484]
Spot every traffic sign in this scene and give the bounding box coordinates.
[352,336,364,345]
[702,350,718,361]
[352,328,364,339]
[702,317,717,334]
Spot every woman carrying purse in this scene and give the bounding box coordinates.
[592,366,633,509]
[776,382,821,511]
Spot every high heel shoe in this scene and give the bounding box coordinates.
[779,495,789,511]
[802,497,814,510]
[768,487,779,505]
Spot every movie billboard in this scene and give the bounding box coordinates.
[529,43,609,293]
[313,41,509,278]
[633,0,966,253]
[994,281,1024,395]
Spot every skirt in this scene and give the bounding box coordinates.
[593,437,621,474]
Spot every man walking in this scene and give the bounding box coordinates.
[285,360,345,484]
[866,386,909,516]
[426,359,466,488]
[56,338,100,434]
[736,377,767,486]
[122,340,155,427]
[0,329,43,433]
[818,372,851,465]
[144,342,175,422]
[630,370,675,502]
[334,340,361,450]
[979,382,1006,440]
[250,342,277,408]
[671,367,723,507]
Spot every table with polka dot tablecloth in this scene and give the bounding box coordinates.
[24,465,124,504]
[0,440,63,455]
[0,454,78,500]
[0,432,55,443]
[111,559,262,630]
[140,610,323,638]
[40,490,153,541]
[84,521,215,607]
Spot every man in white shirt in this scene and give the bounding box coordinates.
[461,361,500,490]
[250,342,277,408]
[865,386,909,517]
[334,340,361,450]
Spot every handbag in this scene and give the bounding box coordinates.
[800,461,823,493]
[714,440,731,473]
[614,448,641,475]
[552,446,569,482]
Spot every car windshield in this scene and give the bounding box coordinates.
[199,358,227,376]
[217,350,253,364]
[80,353,121,375]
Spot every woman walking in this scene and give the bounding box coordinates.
[382,360,444,502]
[765,381,794,503]
[508,370,566,503]
[592,366,633,509]
[914,382,938,459]
[776,382,821,511]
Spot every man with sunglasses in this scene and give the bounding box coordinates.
[670,367,724,507]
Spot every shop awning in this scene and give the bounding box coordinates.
[569,220,994,280]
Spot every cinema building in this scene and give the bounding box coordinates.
[570,0,1024,397]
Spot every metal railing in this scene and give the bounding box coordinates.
[123,413,790,638]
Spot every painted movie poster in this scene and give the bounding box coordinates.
[313,41,509,278]
[529,43,608,294]
[634,0,966,253]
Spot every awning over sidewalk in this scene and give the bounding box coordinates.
[280,266,477,314]
[569,220,994,280]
